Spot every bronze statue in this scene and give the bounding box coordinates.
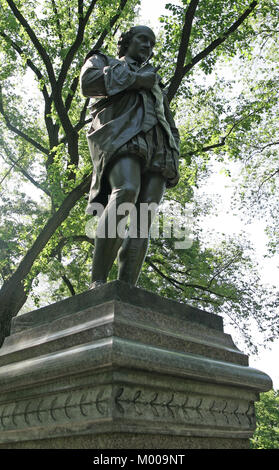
[80,25,180,288]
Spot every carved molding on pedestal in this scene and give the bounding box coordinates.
[0,387,109,432]
[114,387,256,429]
[0,384,256,438]
[0,282,272,448]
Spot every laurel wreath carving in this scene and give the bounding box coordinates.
[114,388,256,429]
[0,388,108,430]
[0,386,256,432]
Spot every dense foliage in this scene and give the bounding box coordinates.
[251,390,279,449]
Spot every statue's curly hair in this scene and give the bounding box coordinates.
[117,29,134,58]
[83,26,155,64]
[117,26,155,58]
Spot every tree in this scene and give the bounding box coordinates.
[211,19,279,260]
[251,389,279,449]
[0,0,139,345]
[0,0,277,349]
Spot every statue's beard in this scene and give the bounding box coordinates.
[131,51,152,64]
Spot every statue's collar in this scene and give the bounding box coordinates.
[122,55,142,68]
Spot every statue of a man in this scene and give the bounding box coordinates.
[80,25,180,288]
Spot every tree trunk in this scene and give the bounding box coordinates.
[0,175,91,347]
[0,280,27,347]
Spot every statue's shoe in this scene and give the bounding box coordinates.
[89,280,106,290]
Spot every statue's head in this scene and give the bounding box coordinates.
[118,25,156,63]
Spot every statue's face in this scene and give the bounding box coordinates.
[126,27,156,64]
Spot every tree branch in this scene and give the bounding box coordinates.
[5,0,56,87]
[56,0,98,92]
[51,0,64,48]
[188,296,221,306]
[146,259,184,291]
[147,258,239,303]
[0,32,60,158]
[183,140,227,158]
[183,106,264,157]
[59,114,91,145]
[75,117,91,133]
[0,145,52,198]
[208,253,242,287]
[0,31,50,102]
[47,3,99,162]
[62,274,76,296]
[166,0,200,102]
[182,282,238,302]
[92,0,129,50]
[256,140,279,152]
[50,235,94,258]
[149,256,193,276]
[75,98,90,131]
[167,1,258,101]
[0,85,49,155]
[258,168,279,191]
[8,156,52,198]
[65,77,79,112]
[3,0,78,155]
[7,173,91,285]
[0,153,25,187]
[62,0,129,115]
[84,0,97,23]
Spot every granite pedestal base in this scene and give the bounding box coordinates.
[0,281,272,449]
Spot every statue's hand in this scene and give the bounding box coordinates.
[133,70,159,90]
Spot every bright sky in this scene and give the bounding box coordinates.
[139,0,181,24]
[139,0,279,389]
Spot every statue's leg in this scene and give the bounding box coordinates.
[91,156,141,283]
[117,171,166,285]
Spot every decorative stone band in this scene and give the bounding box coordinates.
[114,387,256,429]
[0,387,110,432]
[0,385,255,438]
[0,338,272,393]
[0,337,270,444]
[0,282,272,448]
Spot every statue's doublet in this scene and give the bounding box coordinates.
[80,51,180,214]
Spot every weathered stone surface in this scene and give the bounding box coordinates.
[0,435,250,450]
[10,281,223,334]
[0,281,272,449]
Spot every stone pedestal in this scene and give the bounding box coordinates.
[0,281,272,449]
